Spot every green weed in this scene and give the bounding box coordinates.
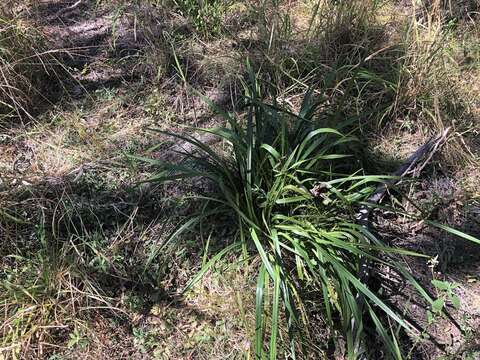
[173,0,229,37]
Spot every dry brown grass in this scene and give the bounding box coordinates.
[0,5,59,124]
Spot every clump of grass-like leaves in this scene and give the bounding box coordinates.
[143,68,477,358]
[173,0,227,37]
[0,196,115,358]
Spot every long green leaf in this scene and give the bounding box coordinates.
[255,264,267,359]
[183,242,241,293]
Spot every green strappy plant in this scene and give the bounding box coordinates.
[141,66,478,359]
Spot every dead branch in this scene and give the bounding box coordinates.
[54,0,84,19]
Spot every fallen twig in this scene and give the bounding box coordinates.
[53,0,84,19]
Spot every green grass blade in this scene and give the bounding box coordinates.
[256,264,267,359]
[269,260,281,360]
[183,242,241,293]
[425,220,480,245]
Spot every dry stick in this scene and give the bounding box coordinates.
[53,0,84,19]
[353,127,450,358]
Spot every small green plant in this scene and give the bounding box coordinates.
[173,0,227,37]
[407,278,463,357]
[67,327,89,350]
[428,279,461,322]
[132,327,160,354]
